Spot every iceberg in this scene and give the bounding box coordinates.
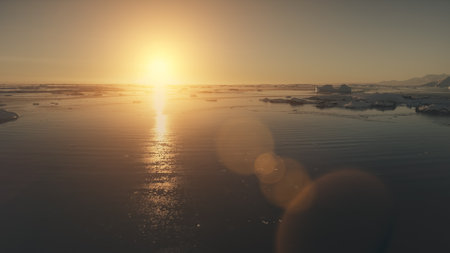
[315,84,352,94]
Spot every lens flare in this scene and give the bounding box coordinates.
[254,152,286,184]
[276,170,392,253]
[216,118,274,175]
[259,158,310,209]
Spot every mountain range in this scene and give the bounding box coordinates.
[378,74,449,86]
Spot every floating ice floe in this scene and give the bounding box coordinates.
[260,97,307,105]
[0,109,19,124]
[416,104,450,114]
[261,91,450,115]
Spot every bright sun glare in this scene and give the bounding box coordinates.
[149,58,169,137]
[148,58,171,86]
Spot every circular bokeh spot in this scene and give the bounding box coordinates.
[277,169,393,253]
[260,158,310,209]
[216,118,274,175]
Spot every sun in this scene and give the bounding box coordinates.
[150,59,169,136]
[146,58,171,86]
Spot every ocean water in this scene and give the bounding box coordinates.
[1,84,449,252]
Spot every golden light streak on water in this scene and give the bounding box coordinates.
[153,84,167,139]
[132,84,185,243]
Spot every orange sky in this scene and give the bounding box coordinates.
[1,0,450,85]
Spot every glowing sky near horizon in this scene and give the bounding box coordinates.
[1,0,450,84]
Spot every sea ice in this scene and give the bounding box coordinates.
[261,89,450,115]
[0,109,19,124]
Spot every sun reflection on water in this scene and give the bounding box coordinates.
[153,85,167,139]
[131,84,187,242]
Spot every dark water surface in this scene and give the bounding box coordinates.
[1,85,450,252]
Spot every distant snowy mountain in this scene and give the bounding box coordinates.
[424,76,450,87]
[379,74,449,86]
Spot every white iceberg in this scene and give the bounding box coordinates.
[315,84,352,94]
